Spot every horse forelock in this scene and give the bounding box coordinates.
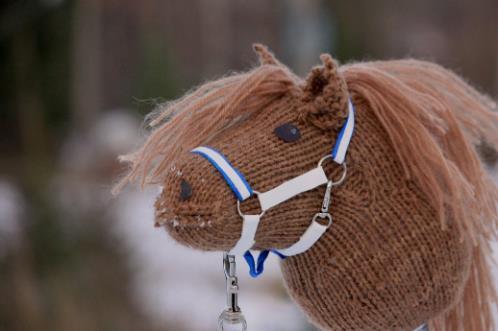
[113,62,301,195]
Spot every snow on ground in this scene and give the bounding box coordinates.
[91,111,314,330]
[110,165,498,331]
[110,188,313,331]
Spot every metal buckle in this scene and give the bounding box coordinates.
[236,190,265,218]
[317,155,347,186]
[312,212,333,228]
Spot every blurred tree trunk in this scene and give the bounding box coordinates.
[328,0,498,97]
[282,0,333,75]
[198,0,231,77]
[72,0,102,131]
[12,29,49,185]
[454,0,497,97]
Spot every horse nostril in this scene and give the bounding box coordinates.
[179,179,193,201]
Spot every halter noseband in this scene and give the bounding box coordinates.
[192,99,355,277]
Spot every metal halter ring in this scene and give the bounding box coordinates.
[312,212,333,228]
[237,191,265,217]
[317,155,348,186]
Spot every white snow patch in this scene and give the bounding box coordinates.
[107,158,498,331]
[110,189,312,331]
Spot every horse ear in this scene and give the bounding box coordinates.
[253,43,280,66]
[299,54,350,131]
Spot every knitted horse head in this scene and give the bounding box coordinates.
[115,45,498,331]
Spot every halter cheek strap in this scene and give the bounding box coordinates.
[192,100,355,277]
[258,166,328,211]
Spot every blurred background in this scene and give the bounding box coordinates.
[0,0,497,330]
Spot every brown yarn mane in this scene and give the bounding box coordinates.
[113,45,301,194]
[343,61,498,240]
[341,61,498,331]
[115,46,498,331]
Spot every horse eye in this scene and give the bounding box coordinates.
[274,123,301,142]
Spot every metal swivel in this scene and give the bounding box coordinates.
[218,253,247,331]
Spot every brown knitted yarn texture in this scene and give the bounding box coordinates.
[116,45,498,331]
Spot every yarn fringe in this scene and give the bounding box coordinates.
[112,46,300,195]
[114,48,498,331]
[342,60,498,331]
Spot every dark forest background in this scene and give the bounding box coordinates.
[0,1,496,330]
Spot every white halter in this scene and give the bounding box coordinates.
[192,99,355,276]
[193,99,429,331]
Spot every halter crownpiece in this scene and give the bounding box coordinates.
[192,99,355,277]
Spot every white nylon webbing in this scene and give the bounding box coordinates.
[191,146,252,201]
[332,100,355,164]
[258,166,328,211]
[191,99,355,261]
[275,221,329,256]
[229,214,261,255]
